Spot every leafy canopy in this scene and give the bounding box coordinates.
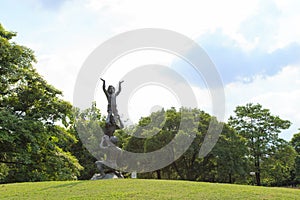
[0,23,82,183]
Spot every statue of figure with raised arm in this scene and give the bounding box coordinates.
[91,79,124,180]
[100,78,124,129]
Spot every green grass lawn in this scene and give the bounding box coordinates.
[0,179,299,200]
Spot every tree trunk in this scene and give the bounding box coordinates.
[172,162,184,179]
[229,172,232,183]
[255,172,261,186]
[156,170,161,179]
[255,155,261,186]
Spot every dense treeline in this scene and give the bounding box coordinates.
[74,104,299,186]
[0,24,299,186]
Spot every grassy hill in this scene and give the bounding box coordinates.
[0,179,299,200]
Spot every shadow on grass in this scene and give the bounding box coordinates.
[41,181,83,190]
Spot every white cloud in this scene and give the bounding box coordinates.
[225,65,300,140]
[85,0,260,39]
[274,0,300,49]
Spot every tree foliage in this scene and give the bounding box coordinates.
[70,102,107,180]
[291,131,300,184]
[123,107,248,183]
[228,103,291,186]
[291,131,300,154]
[211,125,249,183]
[261,140,296,186]
[0,24,82,183]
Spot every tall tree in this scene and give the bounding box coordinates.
[228,103,291,186]
[0,24,82,182]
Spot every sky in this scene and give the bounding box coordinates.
[1,0,300,140]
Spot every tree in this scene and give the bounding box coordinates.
[0,23,82,182]
[261,140,296,186]
[291,130,300,154]
[70,103,105,180]
[291,130,300,185]
[228,103,291,186]
[170,108,213,181]
[212,125,249,184]
[124,107,202,180]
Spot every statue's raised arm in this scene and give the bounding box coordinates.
[100,78,108,98]
[116,80,124,96]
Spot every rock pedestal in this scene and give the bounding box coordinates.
[91,172,123,180]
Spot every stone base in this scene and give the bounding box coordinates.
[91,172,124,180]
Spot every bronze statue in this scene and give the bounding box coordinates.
[92,79,124,180]
[100,78,124,129]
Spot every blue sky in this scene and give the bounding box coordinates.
[174,30,300,84]
[1,0,300,140]
[200,32,300,83]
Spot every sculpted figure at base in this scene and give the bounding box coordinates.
[91,136,123,180]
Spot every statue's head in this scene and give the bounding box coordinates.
[107,85,115,94]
